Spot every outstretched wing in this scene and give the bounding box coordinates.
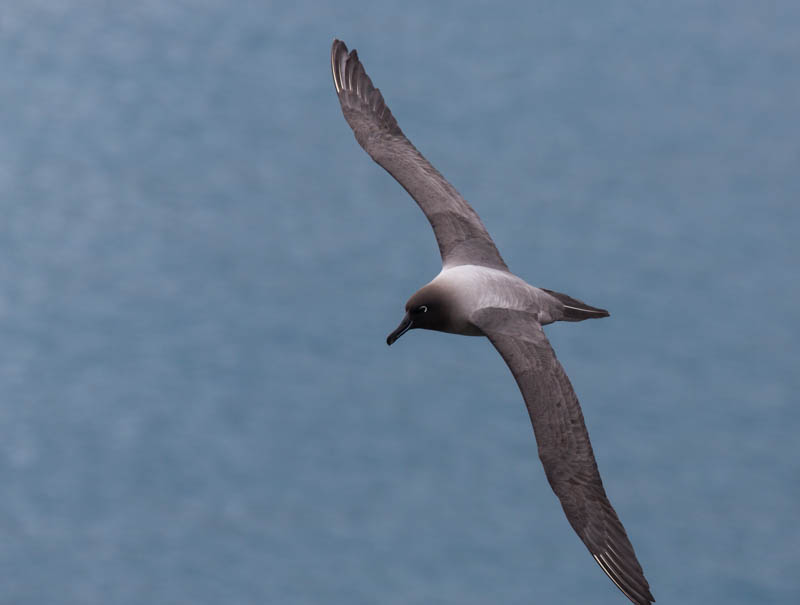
[331,39,508,271]
[472,307,654,605]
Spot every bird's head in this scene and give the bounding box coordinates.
[386,286,450,345]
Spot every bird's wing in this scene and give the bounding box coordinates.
[471,307,654,605]
[331,39,508,271]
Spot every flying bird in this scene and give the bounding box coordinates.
[330,39,654,605]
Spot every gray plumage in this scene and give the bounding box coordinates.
[331,39,654,605]
[331,39,508,271]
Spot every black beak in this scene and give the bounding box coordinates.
[386,312,413,346]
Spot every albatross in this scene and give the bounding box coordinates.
[330,39,654,605]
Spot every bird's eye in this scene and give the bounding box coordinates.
[417,305,428,313]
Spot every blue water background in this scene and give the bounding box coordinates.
[1,1,798,603]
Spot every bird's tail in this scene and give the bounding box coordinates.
[544,289,610,321]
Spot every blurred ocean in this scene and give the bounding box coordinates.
[1,1,798,603]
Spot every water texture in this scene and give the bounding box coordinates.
[1,1,798,603]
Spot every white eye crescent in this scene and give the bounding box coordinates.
[419,305,428,313]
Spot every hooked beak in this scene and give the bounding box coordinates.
[386,312,413,346]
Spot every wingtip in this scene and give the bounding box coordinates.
[592,553,655,605]
[330,39,349,94]
[331,39,366,97]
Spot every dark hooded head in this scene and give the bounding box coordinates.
[386,285,455,345]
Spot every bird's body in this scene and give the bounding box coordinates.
[417,264,563,331]
[331,39,654,605]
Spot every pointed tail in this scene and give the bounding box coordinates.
[543,288,610,322]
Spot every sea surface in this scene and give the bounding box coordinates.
[2,1,798,604]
